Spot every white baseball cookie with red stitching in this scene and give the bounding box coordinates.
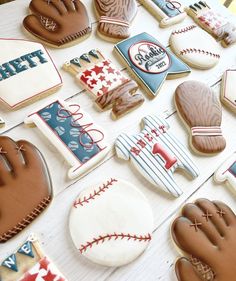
[170,24,221,69]
[69,178,154,266]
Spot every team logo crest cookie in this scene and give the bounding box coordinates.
[221,69,236,112]
[0,38,62,110]
[69,178,154,266]
[114,32,191,97]
[115,115,199,197]
[63,49,144,119]
[24,99,110,179]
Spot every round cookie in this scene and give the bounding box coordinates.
[69,178,154,266]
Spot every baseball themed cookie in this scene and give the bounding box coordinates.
[69,178,154,266]
[170,24,221,69]
[0,38,62,110]
[23,0,91,48]
[63,49,144,119]
[0,136,52,243]
[221,69,236,112]
[0,234,67,280]
[0,117,5,128]
[175,81,226,155]
[140,0,186,28]
[24,99,110,180]
[114,32,191,97]
[115,115,199,197]
[187,1,236,47]
[94,0,137,42]
[172,199,236,281]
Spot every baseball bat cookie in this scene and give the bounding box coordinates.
[114,32,191,98]
[175,81,226,155]
[187,1,236,47]
[24,99,110,180]
[63,49,144,119]
[69,178,154,266]
[0,234,67,280]
[115,115,199,197]
[140,0,186,28]
[0,38,62,110]
[221,69,236,113]
[170,24,221,69]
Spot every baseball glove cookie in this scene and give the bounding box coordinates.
[23,0,91,48]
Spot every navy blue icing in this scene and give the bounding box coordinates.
[152,0,181,17]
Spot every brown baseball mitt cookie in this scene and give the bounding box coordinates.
[94,0,137,42]
[172,199,236,281]
[23,0,91,48]
[0,136,52,243]
[175,81,226,155]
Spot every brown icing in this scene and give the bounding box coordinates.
[175,81,226,154]
[23,0,91,47]
[172,198,236,281]
[0,137,52,243]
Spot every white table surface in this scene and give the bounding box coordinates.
[0,0,236,280]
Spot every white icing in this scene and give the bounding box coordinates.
[221,69,236,111]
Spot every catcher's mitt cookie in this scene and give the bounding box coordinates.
[0,137,52,243]
[23,0,92,48]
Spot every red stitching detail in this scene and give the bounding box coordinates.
[73,178,118,208]
[180,48,220,58]
[172,25,197,35]
[79,233,152,253]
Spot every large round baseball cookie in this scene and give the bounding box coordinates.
[170,24,221,69]
[69,178,154,266]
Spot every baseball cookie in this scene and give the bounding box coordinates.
[94,0,137,42]
[63,49,144,119]
[140,0,186,28]
[23,0,91,48]
[24,99,110,180]
[115,115,199,197]
[114,32,191,97]
[69,178,154,266]
[0,234,67,280]
[0,38,62,110]
[221,69,236,112]
[170,24,221,69]
[0,136,52,243]
[175,81,226,155]
[172,199,236,281]
[187,1,236,47]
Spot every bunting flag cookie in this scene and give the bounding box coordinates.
[23,0,91,48]
[221,69,236,112]
[63,49,144,119]
[115,115,199,197]
[24,99,110,179]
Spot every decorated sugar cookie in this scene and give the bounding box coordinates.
[0,38,62,110]
[69,178,154,266]
[0,234,67,280]
[115,115,199,197]
[221,69,236,112]
[24,99,110,180]
[0,117,5,128]
[63,49,144,119]
[0,136,52,243]
[140,0,186,27]
[170,24,221,69]
[187,1,236,47]
[114,32,191,97]
[175,81,226,155]
[23,0,91,48]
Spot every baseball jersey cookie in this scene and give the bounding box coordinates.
[140,0,186,28]
[69,178,154,266]
[221,69,236,112]
[114,32,191,97]
[0,38,62,110]
[63,49,144,119]
[115,115,199,197]
[0,136,52,243]
[24,99,110,180]
[187,1,236,47]
[175,81,226,155]
[0,234,67,280]
[170,24,221,69]
[23,0,91,48]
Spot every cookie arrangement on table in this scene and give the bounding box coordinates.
[1,0,236,280]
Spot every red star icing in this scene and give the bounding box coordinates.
[43,270,57,281]
[21,273,38,281]
[106,80,112,86]
[83,70,92,77]
[103,60,110,67]
[90,78,97,85]
[99,75,105,82]
[92,65,104,75]
[107,67,115,74]
[40,257,50,271]
[80,75,89,84]
[116,70,121,76]
[113,78,117,82]
[100,85,109,94]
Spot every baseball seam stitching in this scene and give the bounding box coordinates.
[180,48,220,58]
[172,25,197,35]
